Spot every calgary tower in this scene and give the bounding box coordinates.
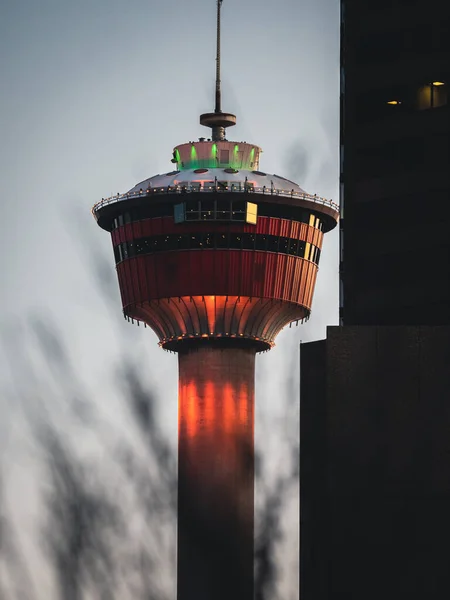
[92,1,339,599]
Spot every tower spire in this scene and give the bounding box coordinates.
[200,0,236,141]
[215,0,222,113]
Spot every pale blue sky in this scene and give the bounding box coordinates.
[1,0,339,597]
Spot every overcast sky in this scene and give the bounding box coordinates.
[0,0,339,597]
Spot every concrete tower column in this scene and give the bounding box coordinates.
[177,345,255,600]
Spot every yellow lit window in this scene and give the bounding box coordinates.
[418,82,447,110]
[304,242,311,261]
[246,202,258,225]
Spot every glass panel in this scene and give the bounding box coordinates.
[279,237,289,254]
[174,203,185,224]
[190,234,203,249]
[289,239,299,255]
[200,200,215,220]
[203,233,215,248]
[232,200,246,220]
[315,247,321,265]
[267,236,279,252]
[185,200,200,220]
[177,235,189,250]
[216,233,228,248]
[216,200,231,219]
[162,235,174,250]
[255,235,267,251]
[242,234,255,250]
[229,234,242,249]
[297,240,306,257]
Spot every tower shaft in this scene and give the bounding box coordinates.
[177,345,255,600]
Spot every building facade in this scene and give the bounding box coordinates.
[340,0,449,325]
[301,1,450,598]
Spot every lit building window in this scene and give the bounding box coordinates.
[417,82,447,110]
[246,202,258,225]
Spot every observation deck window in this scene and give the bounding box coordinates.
[174,199,258,224]
[111,204,322,232]
[216,233,228,248]
[216,200,231,220]
[201,200,215,220]
[232,200,246,219]
[114,233,320,264]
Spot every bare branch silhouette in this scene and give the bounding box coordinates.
[1,214,299,600]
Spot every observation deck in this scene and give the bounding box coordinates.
[93,140,339,351]
[93,165,339,232]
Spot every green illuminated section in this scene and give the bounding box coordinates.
[190,145,198,169]
[176,142,259,170]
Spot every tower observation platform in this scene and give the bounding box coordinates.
[92,2,338,600]
[92,140,338,351]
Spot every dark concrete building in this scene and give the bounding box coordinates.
[301,1,450,598]
[301,326,450,599]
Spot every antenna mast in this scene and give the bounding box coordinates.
[200,0,236,141]
[215,0,222,113]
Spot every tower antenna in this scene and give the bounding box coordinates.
[215,0,222,113]
[200,0,237,141]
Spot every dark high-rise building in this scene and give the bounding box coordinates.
[91,2,338,600]
[301,1,450,599]
[340,0,449,325]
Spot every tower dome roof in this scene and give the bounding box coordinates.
[127,169,306,196]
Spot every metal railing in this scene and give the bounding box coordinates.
[92,183,339,215]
